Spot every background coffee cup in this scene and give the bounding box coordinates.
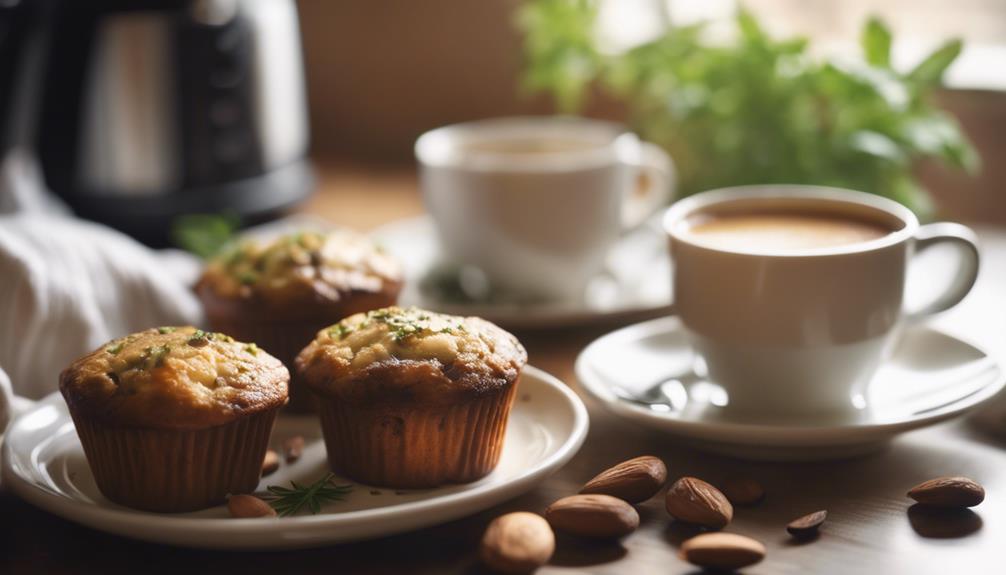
[416,117,674,302]
[664,185,981,419]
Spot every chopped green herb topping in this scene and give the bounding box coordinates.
[237,271,258,285]
[369,309,391,320]
[329,323,355,340]
[223,245,247,267]
[363,307,435,342]
[143,345,172,369]
[329,308,466,343]
[157,326,176,334]
[105,342,124,355]
[188,330,210,347]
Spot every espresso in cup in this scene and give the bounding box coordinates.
[684,212,891,251]
[462,138,603,156]
[664,186,980,420]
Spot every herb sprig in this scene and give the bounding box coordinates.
[262,473,353,517]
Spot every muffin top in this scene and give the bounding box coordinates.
[196,229,402,309]
[296,307,527,404]
[60,327,288,429]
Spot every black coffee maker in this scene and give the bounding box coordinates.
[0,0,314,245]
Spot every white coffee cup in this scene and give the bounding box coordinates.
[416,117,674,301]
[663,185,981,420]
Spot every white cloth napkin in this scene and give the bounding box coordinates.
[0,151,204,407]
[0,213,204,399]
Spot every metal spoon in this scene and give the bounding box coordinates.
[611,377,690,412]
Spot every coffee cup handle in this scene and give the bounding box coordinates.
[621,142,676,230]
[905,222,981,322]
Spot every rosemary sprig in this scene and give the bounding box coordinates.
[262,473,353,517]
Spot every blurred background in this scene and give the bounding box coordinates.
[2,0,1004,242]
[299,0,1004,221]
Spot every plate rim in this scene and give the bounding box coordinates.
[1,365,589,548]
[370,215,674,328]
[575,316,1006,447]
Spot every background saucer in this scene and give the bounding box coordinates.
[576,317,1005,460]
[370,216,673,329]
[1,366,588,550]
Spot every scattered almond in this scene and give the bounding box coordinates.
[665,477,733,529]
[580,455,668,503]
[679,532,766,570]
[261,449,280,476]
[721,476,764,506]
[479,512,555,574]
[787,510,827,539]
[283,436,305,463]
[908,477,985,508]
[228,494,276,518]
[545,494,639,539]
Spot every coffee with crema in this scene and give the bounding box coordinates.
[463,138,603,156]
[684,212,891,252]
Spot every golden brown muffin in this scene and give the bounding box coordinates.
[195,229,402,411]
[296,306,526,488]
[60,327,288,512]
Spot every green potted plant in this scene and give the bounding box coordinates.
[518,1,979,216]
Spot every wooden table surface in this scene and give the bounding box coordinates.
[3,163,1005,574]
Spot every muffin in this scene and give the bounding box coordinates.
[59,327,288,512]
[195,229,402,411]
[296,306,526,488]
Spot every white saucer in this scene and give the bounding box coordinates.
[1,366,588,550]
[576,317,1005,460]
[370,216,673,329]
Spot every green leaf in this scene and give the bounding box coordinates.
[861,17,892,68]
[904,114,981,173]
[907,39,962,87]
[171,213,240,260]
[736,8,766,44]
[849,130,905,164]
[516,0,601,113]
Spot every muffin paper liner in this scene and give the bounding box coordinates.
[314,378,520,488]
[70,408,278,512]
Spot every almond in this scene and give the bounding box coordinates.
[228,494,277,518]
[580,455,668,503]
[679,532,766,570]
[479,512,555,574]
[721,476,764,506]
[261,449,280,476]
[545,494,639,538]
[665,477,733,529]
[908,477,985,508]
[787,510,827,538]
[283,436,305,463]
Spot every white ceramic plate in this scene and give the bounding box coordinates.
[576,317,1005,460]
[1,366,588,550]
[370,216,673,329]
